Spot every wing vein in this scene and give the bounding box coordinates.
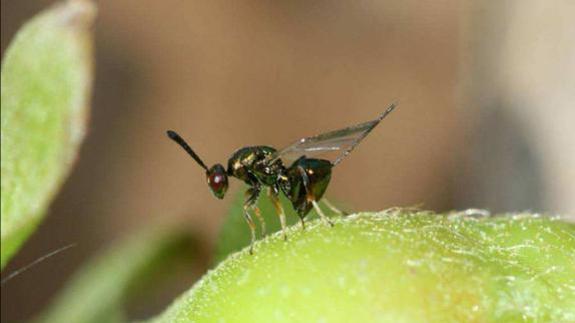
[267,103,397,166]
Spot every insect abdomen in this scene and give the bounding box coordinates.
[280,158,332,217]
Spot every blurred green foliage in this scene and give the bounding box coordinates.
[0,0,95,268]
[35,226,198,323]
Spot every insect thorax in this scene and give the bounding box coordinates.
[227,146,283,186]
[226,147,333,217]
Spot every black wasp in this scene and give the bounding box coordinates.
[167,103,396,253]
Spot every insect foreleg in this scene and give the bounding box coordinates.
[243,186,261,254]
[268,186,288,240]
[245,171,266,235]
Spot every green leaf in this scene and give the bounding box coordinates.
[213,187,342,264]
[35,226,198,323]
[153,210,575,322]
[0,0,95,268]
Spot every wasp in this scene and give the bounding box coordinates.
[167,103,396,253]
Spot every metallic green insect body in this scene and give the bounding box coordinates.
[167,103,396,253]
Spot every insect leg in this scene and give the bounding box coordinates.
[312,200,334,227]
[297,165,334,227]
[253,205,266,236]
[321,198,348,216]
[242,208,256,255]
[298,215,306,231]
[268,186,288,240]
[243,186,261,254]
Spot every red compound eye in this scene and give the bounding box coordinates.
[206,164,228,199]
[209,173,224,189]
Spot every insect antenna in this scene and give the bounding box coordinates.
[332,103,397,166]
[166,130,208,170]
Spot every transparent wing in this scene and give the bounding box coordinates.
[268,103,397,166]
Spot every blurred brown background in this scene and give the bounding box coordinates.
[2,0,574,321]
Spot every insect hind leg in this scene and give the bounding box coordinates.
[321,198,348,216]
[312,200,334,227]
[297,165,334,227]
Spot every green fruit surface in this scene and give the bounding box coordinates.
[154,210,575,322]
